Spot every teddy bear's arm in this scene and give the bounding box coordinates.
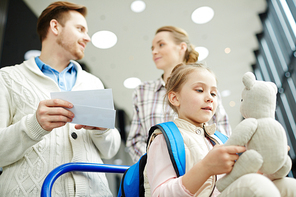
[216,149,263,192]
[225,118,258,146]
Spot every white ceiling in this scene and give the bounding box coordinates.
[23,0,267,129]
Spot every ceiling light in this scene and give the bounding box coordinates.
[191,6,214,24]
[131,0,146,13]
[224,47,231,54]
[229,101,236,107]
[195,46,209,61]
[24,50,41,60]
[220,90,231,97]
[124,77,141,89]
[91,31,117,49]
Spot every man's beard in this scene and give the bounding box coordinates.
[57,33,84,60]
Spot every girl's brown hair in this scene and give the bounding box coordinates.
[156,26,199,63]
[165,62,216,113]
[37,1,87,42]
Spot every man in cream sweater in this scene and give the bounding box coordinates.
[0,1,121,196]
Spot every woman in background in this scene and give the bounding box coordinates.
[126,26,231,163]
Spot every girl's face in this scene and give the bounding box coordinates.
[151,31,184,72]
[171,68,218,128]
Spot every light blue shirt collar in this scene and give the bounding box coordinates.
[35,56,77,91]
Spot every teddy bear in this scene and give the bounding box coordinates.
[216,71,292,192]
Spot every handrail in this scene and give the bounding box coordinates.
[41,162,130,197]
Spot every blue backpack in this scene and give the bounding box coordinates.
[117,121,228,197]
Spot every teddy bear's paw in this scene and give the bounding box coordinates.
[238,149,263,173]
[216,150,263,192]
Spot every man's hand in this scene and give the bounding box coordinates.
[36,99,74,131]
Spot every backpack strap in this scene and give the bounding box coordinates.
[146,122,228,177]
[214,131,228,144]
[147,121,186,177]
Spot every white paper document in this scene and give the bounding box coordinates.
[50,89,116,129]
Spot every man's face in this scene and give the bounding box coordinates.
[56,11,90,60]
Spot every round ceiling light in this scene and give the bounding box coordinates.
[24,50,41,60]
[221,90,231,97]
[191,6,214,24]
[124,77,142,89]
[131,0,146,13]
[195,46,209,61]
[91,30,117,49]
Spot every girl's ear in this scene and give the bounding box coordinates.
[168,91,180,107]
[49,19,60,36]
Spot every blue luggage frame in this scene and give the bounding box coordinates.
[41,162,130,197]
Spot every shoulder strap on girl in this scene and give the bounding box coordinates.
[214,131,228,144]
[147,121,186,177]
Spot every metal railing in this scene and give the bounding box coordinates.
[41,162,130,197]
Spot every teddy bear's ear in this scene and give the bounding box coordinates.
[242,72,256,90]
[268,82,278,94]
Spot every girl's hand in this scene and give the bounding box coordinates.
[182,145,246,194]
[202,145,246,176]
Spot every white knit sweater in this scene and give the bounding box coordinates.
[0,57,121,197]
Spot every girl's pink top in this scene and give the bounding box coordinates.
[146,134,221,197]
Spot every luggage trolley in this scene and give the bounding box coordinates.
[41,162,130,197]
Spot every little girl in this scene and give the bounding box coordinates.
[145,63,286,197]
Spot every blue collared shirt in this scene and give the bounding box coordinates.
[35,57,77,91]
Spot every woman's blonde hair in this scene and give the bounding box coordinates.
[156,26,199,63]
[164,62,216,113]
